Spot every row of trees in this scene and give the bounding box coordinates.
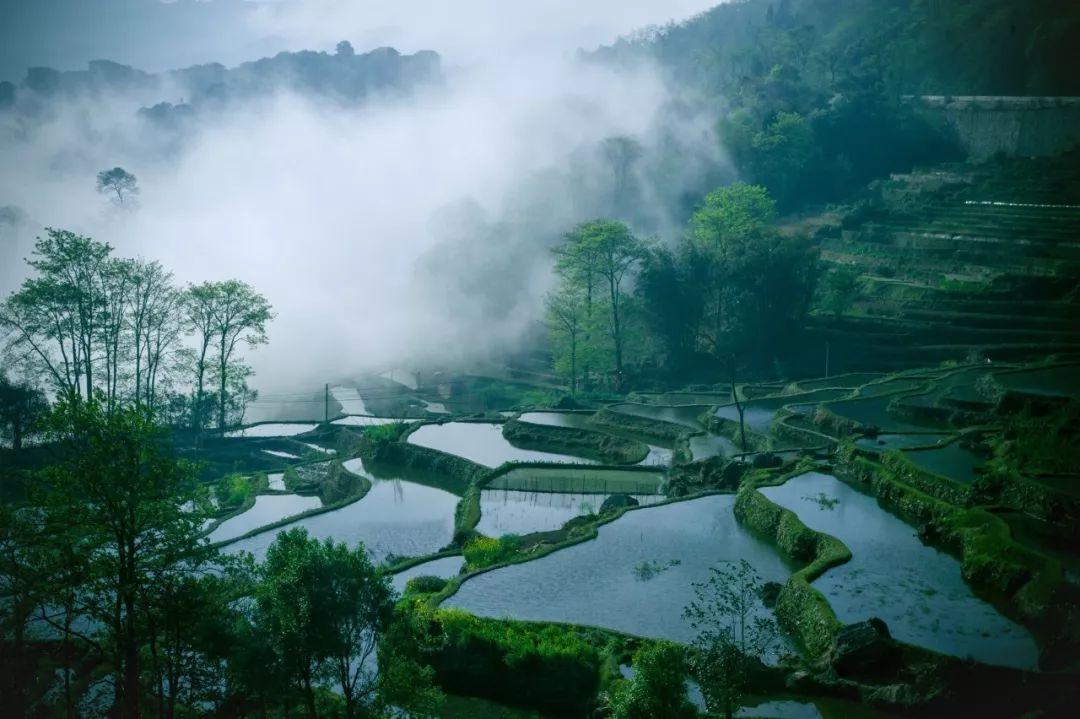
[0,396,438,718]
[546,183,819,392]
[0,228,273,435]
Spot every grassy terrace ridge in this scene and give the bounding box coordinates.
[501,417,649,465]
[735,465,850,659]
[207,457,374,550]
[484,465,664,495]
[427,486,744,608]
[835,445,1078,669]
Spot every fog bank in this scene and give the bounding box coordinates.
[0,1,726,393]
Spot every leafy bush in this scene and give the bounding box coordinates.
[430,609,601,715]
[608,642,695,719]
[463,534,522,569]
[403,575,448,595]
[361,422,407,443]
[215,473,254,510]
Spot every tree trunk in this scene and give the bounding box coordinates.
[218,355,227,431]
[730,360,747,452]
[303,675,318,719]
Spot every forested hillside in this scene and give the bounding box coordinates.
[592,0,1080,213]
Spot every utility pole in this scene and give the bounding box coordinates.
[324,383,329,423]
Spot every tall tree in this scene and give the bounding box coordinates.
[96,167,139,207]
[208,281,273,431]
[600,135,644,218]
[544,286,587,396]
[128,261,181,413]
[182,283,218,431]
[32,396,213,719]
[0,373,47,452]
[255,528,395,719]
[1,230,112,398]
[556,220,643,390]
[99,258,136,412]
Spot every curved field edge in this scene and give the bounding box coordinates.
[834,444,1079,669]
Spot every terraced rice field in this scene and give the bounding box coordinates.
[444,495,791,648]
[407,422,598,467]
[759,472,1038,668]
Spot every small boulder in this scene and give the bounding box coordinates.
[600,493,639,514]
[827,618,901,678]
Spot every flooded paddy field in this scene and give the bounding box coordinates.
[443,495,791,646]
[224,422,319,438]
[222,462,459,564]
[407,422,598,467]
[476,488,663,536]
[995,365,1080,397]
[825,396,942,432]
[605,402,711,429]
[689,432,739,460]
[795,372,884,390]
[391,555,465,592]
[517,412,674,467]
[901,442,985,484]
[759,473,1038,668]
[853,433,953,453]
[715,388,853,433]
[208,493,322,543]
[487,466,664,494]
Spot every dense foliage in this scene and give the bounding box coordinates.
[546,184,818,388]
[591,0,1080,211]
[0,229,273,430]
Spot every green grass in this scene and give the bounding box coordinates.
[488,467,664,495]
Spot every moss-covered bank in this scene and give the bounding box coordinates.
[501,418,648,465]
[835,445,1079,669]
[734,483,849,659]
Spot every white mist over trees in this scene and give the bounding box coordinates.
[0,1,726,395]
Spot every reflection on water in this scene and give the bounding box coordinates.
[223,470,458,564]
[518,411,594,429]
[444,495,790,646]
[331,416,412,427]
[826,397,935,432]
[407,422,598,467]
[607,403,709,429]
[689,433,738,460]
[226,422,318,438]
[902,443,984,484]
[330,385,368,415]
[391,556,465,593]
[854,434,952,453]
[267,472,285,490]
[518,412,671,467]
[996,366,1080,398]
[714,404,778,433]
[760,472,1038,669]
[209,493,322,543]
[477,489,662,536]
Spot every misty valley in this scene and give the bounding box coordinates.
[2,1,1080,718]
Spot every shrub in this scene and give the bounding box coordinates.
[608,642,695,719]
[463,534,522,569]
[430,609,601,715]
[215,473,254,510]
[403,575,448,595]
[362,422,407,443]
